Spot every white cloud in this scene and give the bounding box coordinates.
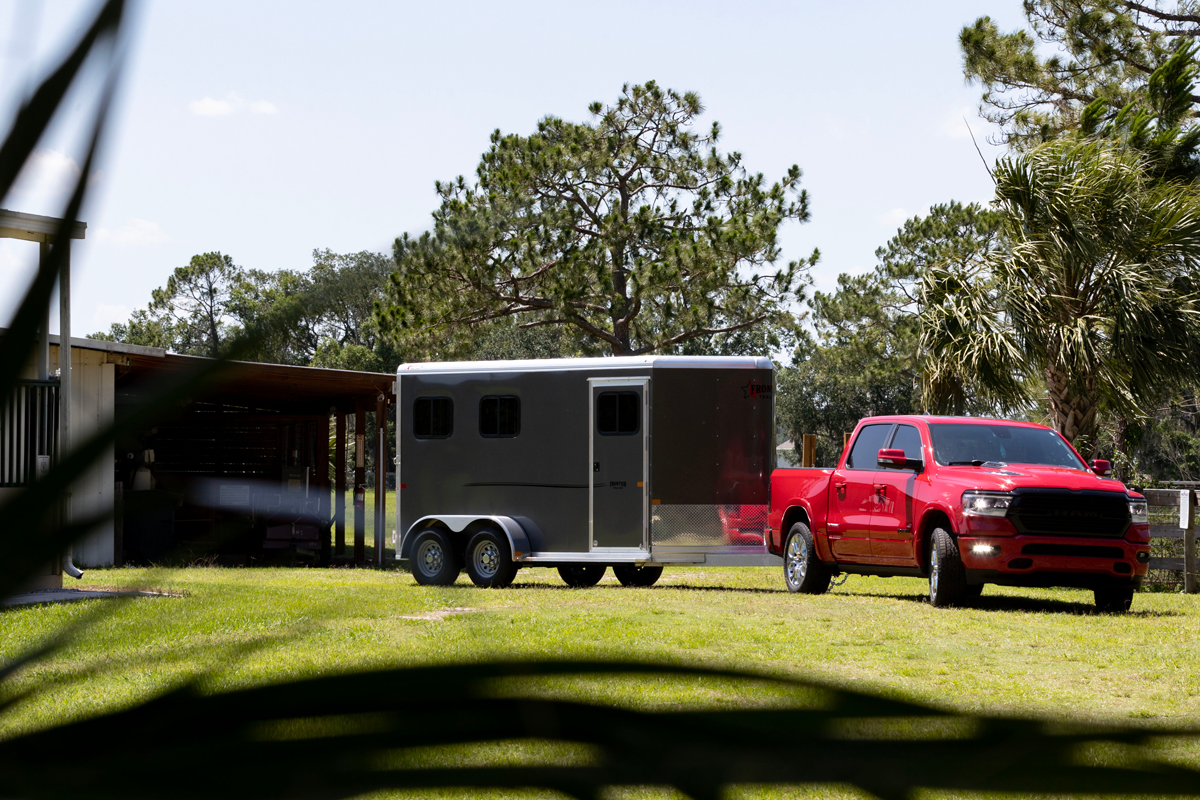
[940,107,983,140]
[93,218,170,246]
[877,207,911,229]
[189,93,278,116]
[7,149,82,211]
[92,304,130,331]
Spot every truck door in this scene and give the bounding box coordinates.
[870,423,923,563]
[827,423,892,561]
[590,379,648,550]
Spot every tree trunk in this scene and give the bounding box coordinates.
[1044,365,1100,454]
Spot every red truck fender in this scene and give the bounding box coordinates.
[911,502,960,571]
[774,501,835,563]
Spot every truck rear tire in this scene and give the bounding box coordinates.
[928,527,967,607]
[465,529,517,589]
[613,564,663,587]
[411,529,461,586]
[558,564,606,587]
[1094,586,1134,612]
[783,522,830,595]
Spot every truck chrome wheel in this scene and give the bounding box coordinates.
[786,534,808,584]
[927,527,966,607]
[464,529,517,589]
[409,529,461,586]
[783,522,830,595]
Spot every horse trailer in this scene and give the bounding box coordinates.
[395,356,780,588]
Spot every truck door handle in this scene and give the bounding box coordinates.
[834,481,846,500]
[876,484,887,497]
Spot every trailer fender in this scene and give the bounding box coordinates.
[400,515,532,562]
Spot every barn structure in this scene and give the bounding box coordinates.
[1,209,396,590]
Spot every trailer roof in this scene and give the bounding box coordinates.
[397,355,774,375]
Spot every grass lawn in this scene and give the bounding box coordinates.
[3,564,1200,798]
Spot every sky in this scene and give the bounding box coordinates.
[0,0,1026,337]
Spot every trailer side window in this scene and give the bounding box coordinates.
[597,391,639,435]
[480,396,520,437]
[413,397,453,438]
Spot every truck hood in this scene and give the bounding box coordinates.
[934,465,1130,495]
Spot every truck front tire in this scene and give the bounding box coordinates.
[465,529,518,589]
[1094,585,1134,612]
[558,564,606,587]
[784,522,831,595]
[928,527,967,607]
[411,529,461,586]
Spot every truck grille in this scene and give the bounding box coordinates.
[1020,543,1124,558]
[1008,491,1129,537]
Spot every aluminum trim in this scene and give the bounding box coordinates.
[398,356,773,376]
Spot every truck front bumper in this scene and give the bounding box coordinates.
[959,534,1149,588]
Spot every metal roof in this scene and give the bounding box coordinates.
[398,355,774,376]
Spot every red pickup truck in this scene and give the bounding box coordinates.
[767,415,1151,611]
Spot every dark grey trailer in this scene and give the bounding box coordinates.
[395,356,780,588]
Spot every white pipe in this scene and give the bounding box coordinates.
[59,242,83,581]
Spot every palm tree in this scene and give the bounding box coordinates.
[920,137,1200,453]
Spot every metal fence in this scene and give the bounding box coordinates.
[1143,488,1197,592]
[0,379,59,488]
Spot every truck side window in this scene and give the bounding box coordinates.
[413,397,453,438]
[846,424,892,470]
[480,396,520,437]
[889,424,923,466]
[597,392,639,435]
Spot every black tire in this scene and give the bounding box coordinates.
[613,563,663,587]
[1094,586,1135,613]
[783,522,831,595]
[464,529,518,589]
[410,529,461,586]
[928,527,967,607]
[558,564,606,587]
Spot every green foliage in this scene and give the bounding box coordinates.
[921,137,1200,452]
[961,1,1200,147]
[776,202,1004,463]
[149,252,243,357]
[379,81,816,357]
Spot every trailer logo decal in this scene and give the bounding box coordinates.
[741,380,772,400]
[610,481,627,489]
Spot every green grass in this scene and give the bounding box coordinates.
[4,566,1200,798]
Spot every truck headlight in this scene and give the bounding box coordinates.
[1128,500,1148,524]
[962,492,1014,517]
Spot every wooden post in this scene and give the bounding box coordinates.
[335,411,346,557]
[1185,489,1197,594]
[801,434,816,468]
[375,393,387,566]
[354,399,366,564]
[843,432,850,454]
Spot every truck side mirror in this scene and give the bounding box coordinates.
[878,448,907,469]
[1090,459,1112,477]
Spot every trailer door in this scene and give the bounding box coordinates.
[589,378,648,550]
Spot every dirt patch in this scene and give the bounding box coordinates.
[398,607,480,622]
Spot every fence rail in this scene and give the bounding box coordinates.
[1141,488,1196,592]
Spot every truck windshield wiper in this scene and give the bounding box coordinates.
[948,460,985,466]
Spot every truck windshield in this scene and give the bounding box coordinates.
[928,424,1086,469]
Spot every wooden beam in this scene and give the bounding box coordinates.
[335,411,346,557]
[354,399,365,564]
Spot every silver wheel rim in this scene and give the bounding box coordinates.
[417,540,443,577]
[474,540,500,578]
[786,533,808,586]
[929,542,940,599]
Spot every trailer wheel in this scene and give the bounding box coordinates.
[558,564,606,587]
[1094,586,1134,613]
[613,564,663,587]
[465,529,518,589]
[411,529,461,586]
[928,527,967,607]
[783,522,830,595]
